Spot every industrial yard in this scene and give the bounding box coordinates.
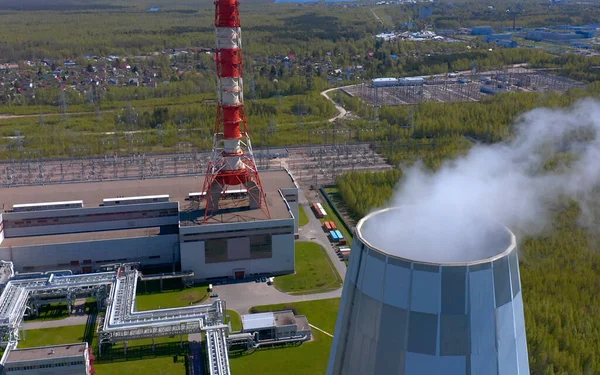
[0,143,393,189]
[344,67,587,106]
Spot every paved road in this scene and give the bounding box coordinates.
[188,334,205,375]
[298,203,347,281]
[321,87,349,123]
[370,8,384,25]
[214,282,341,315]
[23,314,93,329]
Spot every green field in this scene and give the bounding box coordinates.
[95,357,186,375]
[21,324,188,374]
[135,285,209,311]
[274,242,341,295]
[227,310,242,332]
[231,298,340,375]
[298,205,310,227]
[19,299,342,375]
[20,325,88,348]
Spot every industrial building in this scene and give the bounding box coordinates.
[372,77,399,87]
[484,34,518,48]
[471,26,494,35]
[371,77,424,88]
[327,207,530,375]
[526,29,594,42]
[239,311,311,342]
[0,170,299,281]
[3,343,93,375]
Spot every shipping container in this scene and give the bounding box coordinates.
[330,230,339,242]
[335,230,344,240]
[324,222,332,231]
[329,221,337,230]
[313,203,323,218]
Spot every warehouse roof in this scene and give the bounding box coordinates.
[0,170,297,225]
[6,343,87,362]
[372,77,398,82]
[241,312,276,330]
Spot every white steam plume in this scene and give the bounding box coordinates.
[361,99,600,263]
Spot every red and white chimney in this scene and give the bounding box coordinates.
[201,0,270,221]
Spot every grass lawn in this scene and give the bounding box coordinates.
[135,285,209,311]
[20,325,88,348]
[231,298,341,375]
[95,357,186,375]
[230,331,332,374]
[298,205,310,227]
[20,323,188,374]
[274,242,341,295]
[227,310,242,332]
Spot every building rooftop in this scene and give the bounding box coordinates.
[1,227,161,248]
[241,312,275,330]
[294,315,310,333]
[241,311,309,332]
[6,343,88,363]
[0,170,297,225]
[274,311,296,327]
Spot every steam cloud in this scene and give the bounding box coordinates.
[361,99,600,263]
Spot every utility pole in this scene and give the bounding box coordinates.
[59,90,68,123]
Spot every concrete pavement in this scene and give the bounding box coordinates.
[321,87,349,123]
[23,315,93,329]
[212,281,341,315]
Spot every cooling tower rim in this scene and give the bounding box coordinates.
[356,207,517,266]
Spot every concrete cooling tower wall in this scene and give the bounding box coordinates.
[327,207,530,375]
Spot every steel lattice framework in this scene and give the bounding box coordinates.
[0,265,231,375]
[0,272,114,345]
[201,0,270,222]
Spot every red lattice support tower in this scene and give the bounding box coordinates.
[88,347,97,374]
[201,0,270,222]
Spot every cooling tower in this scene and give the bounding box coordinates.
[327,207,530,375]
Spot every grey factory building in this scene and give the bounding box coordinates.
[0,169,299,281]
